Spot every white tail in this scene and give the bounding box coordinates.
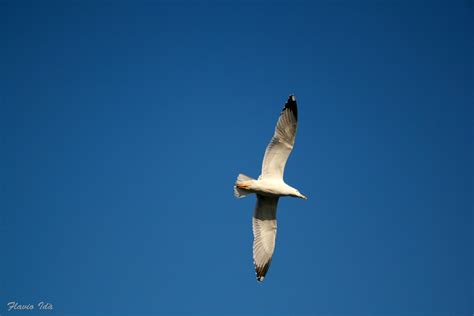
[234,173,255,198]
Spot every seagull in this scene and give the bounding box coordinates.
[234,94,307,282]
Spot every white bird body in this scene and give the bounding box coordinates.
[237,177,304,199]
[234,95,307,282]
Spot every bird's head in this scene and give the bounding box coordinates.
[291,189,307,200]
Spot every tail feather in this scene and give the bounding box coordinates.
[237,173,253,182]
[234,173,255,198]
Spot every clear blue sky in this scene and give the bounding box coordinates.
[1,1,472,315]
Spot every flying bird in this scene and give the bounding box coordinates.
[234,94,307,282]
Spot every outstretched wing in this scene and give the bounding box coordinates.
[253,194,279,282]
[260,95,298,180]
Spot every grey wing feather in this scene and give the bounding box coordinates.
[253,194,279,282]
[260,95,298,180]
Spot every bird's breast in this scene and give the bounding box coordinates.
[253,179,288,196]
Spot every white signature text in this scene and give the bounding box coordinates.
[7,301,53,312]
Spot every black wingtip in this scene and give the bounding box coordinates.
[283,94,298,121]
[254,259,272,282]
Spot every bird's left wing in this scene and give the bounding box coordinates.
[253,194,279,282]
[260,95,298,180]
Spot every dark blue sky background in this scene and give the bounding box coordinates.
[1,1,472,315]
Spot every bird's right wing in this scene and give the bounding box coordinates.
[253,194,279,282]
[260,95,298,180]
